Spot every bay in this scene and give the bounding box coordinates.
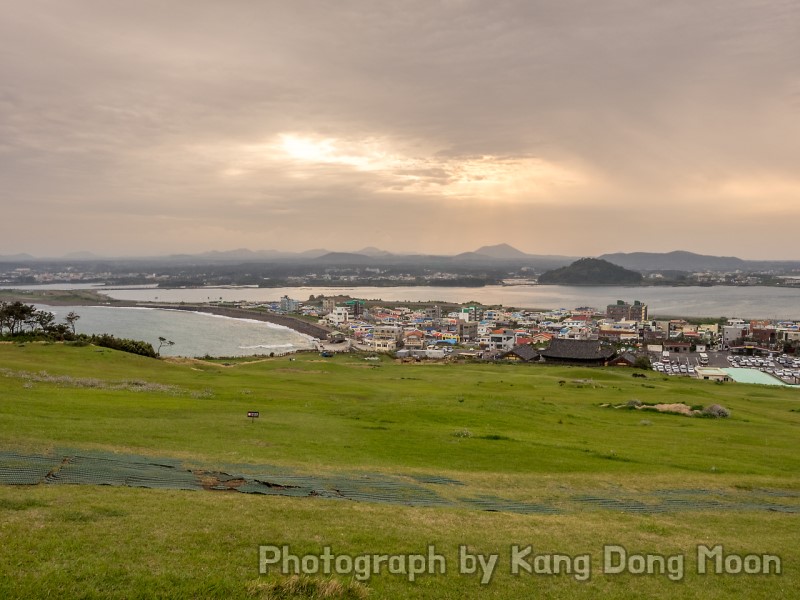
[96,285,800,320]
[38,305,315,358]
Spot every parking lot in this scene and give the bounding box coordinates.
[726,353,800,385]
[650,349,800,384]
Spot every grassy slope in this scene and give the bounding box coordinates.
[1,344,798,599]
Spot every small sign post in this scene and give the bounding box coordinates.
[247,411,259,423]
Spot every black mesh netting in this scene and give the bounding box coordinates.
[1,449,798,515]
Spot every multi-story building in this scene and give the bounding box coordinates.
[327,306,351,326]
[279,295,301,313]
[345,299,365,318]
[321,298,336,315]
[424,306,442,321]
[486,328,516,352]
[722,324,749,348]
[606,300,648,322]
[373,325,402,352]
[456,320,478,341]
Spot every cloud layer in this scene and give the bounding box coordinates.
[2,0,798,258]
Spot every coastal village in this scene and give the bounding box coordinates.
[255,295,800,384]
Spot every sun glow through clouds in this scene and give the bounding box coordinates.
[212,133,589,203]
[280,135,337,163]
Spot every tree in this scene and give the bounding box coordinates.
[65,311,80,335]
[0,302,9,335]
[34,310,56,333]
[0,301,36,335]
[157,336,175,356]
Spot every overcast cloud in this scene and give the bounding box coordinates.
[1,0,798,258]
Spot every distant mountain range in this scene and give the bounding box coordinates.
[473,243,531,259]
[598,251,750,272]
[1,246,799,272]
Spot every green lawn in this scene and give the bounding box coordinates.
[1,343,798,598]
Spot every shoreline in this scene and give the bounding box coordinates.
[0,290,333,340]
[5,287,799,329]
[140,303,333,340]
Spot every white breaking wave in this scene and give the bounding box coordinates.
[160,309,316,340]
[238,343,297,350]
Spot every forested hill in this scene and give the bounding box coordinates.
[538,258,643,285]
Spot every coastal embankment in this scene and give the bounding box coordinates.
[142,303,333,340]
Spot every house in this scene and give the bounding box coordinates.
[694,367,730,382]
[530,332,554,346]
[598,320,639,342]
[539,339,616,365]
[664,341,691,353]
[403,330,425,350]
[327,331,347,343]
[499,344,540,363]
[607,352,639,367]
[564,315,594,326]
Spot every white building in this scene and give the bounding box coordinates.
[327,306,351,326]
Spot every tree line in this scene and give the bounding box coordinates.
[0,301,159,358]
[0,301,79,338]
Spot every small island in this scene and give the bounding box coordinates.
[538,257,643,285]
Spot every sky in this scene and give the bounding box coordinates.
[1,0,799,259]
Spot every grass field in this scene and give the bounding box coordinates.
[1,343,798,598]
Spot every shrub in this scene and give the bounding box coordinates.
[89,334,157,358]
[247,575,369,600]
[702,404,730,418]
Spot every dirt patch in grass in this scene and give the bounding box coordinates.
[646,403,699,416]
[605,400,702,417]
[195,471,248,491]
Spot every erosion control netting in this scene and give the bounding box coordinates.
[201,470,452,507]
[460,495,561,515]
[46,453,201,491]
[0,451,59,485]
[1,450,799,515]
[572,491,800,514]
[409,474,466,486]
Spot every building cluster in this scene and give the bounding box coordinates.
[0,267,116,284]
[311,297,648,355]
[718,319,800,351]
[262,296,800,360]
